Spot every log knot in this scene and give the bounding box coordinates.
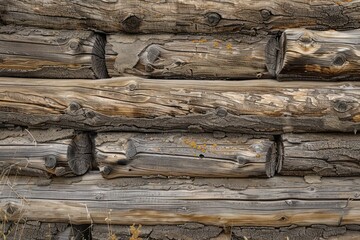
[69,40,80,51]
[122,15,142,32]
[68,101,82,113]
[333,53,347,67]
[44,155,57,169]
[216,107,228,117]
[3,202,20,217]
[260,9,272,21]
[333,99,351,113]
[205,12,222,26]
[100,165,112,176]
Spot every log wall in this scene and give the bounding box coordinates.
[1,1,360,238]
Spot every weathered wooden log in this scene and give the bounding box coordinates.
[280,133,360,177]
[0,77,359,133]
[1,1,359,34]
[2,174,360,226]
[95,133,277,178]
[0,128,93,178]
[106,34,272,79]
[273,29,360,81]
[0,26,108,79]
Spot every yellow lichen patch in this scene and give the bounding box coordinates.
[213,41,220,48]
[183,138,207,153]
[192,39,208,43]
[353,115,360,122]
[226,43,233,50]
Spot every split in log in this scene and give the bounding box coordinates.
[2,174,360,226]
[1,1,360,34]
[0,77,359,133]
[0,128,93,178]
[273,29,360,81]
[106,34,272,79]
[280,133,360,177]
[95,133,277,178]
[0,25,108,79]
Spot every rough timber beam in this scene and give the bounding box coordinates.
[0,77,359,133]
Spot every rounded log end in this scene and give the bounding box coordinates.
[91,34,110,79]
[265,142,278,178]
[275,32,287,78]
[67,133,93,176]
[265,35,279,77]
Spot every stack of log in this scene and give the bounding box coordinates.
[1,1,360,239]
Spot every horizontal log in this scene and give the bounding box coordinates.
[106,34,272,79]
[280,133,360,177]
[0,128,92,177]
[274,29,360,81]
[2,174,360,226]
[95,133,277,178]
[0,26,108,79]
[1,1,360,34]
[0,77,359,133]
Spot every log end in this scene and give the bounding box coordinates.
[91,34,109,79]
[67,133,93,175]
[265,35,279,77]
[265,142,278,178]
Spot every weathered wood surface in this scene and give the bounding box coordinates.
[0,77,359,133]
[0,26,108,79]
[95,133,277,178]
[106,34,271,79]
[280,133,360,177]
[2,174,360,226]
[0,128,92,178]
[1,1,360,34]
[274,29,360,81]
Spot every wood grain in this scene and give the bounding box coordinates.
[280,133,360,177]
[0,77,359,133]
[95,133,277,178]
[2,174,360,226]
[275,29,360,81]
[0,128,92,177]
[1,1,359,34]
[0,26,108,79]
[106,34,271,79]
